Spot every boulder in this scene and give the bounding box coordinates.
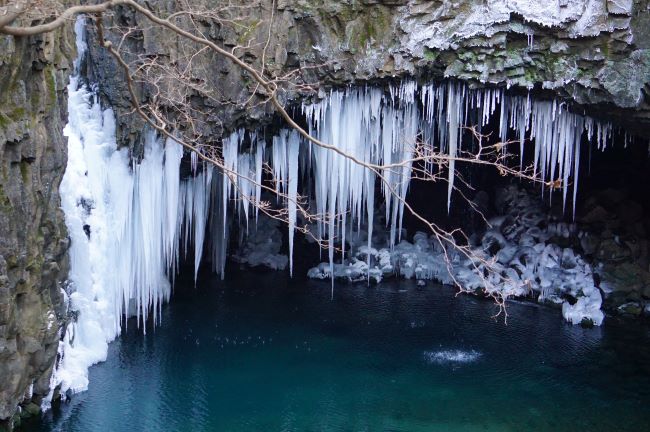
[615,200,644,225]
[617,302,643,316]
[597,238,632,262]
[579,205,611,224]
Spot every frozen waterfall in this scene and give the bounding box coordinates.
[52,17,621,405]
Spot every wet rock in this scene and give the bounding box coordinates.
[617,302,643,317]
[580,317,595,328]
[21,402,39,418]
[579,205,612,224]
[601,262,650,308]
[597,238,632,263]
[615,200,644,225]
[579,233,601,256]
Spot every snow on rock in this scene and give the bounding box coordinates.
[401,0,624,54]
[563,290,605,326]
[307,185,605,326]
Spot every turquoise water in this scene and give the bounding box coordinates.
[27,269,650,431]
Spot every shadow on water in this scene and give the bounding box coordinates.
[24,266,650,432]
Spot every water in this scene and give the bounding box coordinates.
[26,269,650,431]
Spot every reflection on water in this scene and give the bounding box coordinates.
[25,268,650,432]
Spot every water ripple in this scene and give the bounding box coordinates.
[423,349,482,365]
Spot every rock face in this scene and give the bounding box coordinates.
[0,25,74,428]
[86,0,650,143]
[577,186,650,316]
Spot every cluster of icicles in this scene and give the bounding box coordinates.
[52,17,617,404]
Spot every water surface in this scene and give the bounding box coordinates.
[28,269,650,431]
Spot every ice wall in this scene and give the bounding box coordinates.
[53,73,181,399]
[50,18,221,403]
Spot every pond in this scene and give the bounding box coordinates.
[25,268,650,431]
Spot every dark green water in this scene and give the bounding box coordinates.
[27,269,650,431]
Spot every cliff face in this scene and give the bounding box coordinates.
[0,25,74,427]
[87,0,650,144]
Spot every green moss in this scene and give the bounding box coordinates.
[423,48,439,62]
[0,113,9,129]
[5,254,18,269]
[0,107,26,130]
[10,107,25,119]
[522,67,538,84]
[25,253,43,273]
[345,6,392,53]
[237,19,261,46]
[19,160,29,183]
[43,65,57,109]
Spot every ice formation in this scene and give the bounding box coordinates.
[54,17,618,403]
[294,81,611,312]
[54,64,181,399]
[307,185,605,326]
[51,19,224,402]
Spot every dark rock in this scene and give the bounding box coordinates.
[579,205,612,224]
[598,188,628,209]
[597,238,632,263]
[615,200,644,225]
[580,317,595,328]
[0,23,72,422]
[18,402,39,419]
[617,302,643,317]
[601,262,650,307]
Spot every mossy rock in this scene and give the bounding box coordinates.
[23,402,40,417]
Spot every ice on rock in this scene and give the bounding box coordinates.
[562,290,605,326]
[307,185,604,326]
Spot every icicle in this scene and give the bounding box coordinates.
[287,132,300,276]
[254,140,265,223]
[446,82,461,212]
